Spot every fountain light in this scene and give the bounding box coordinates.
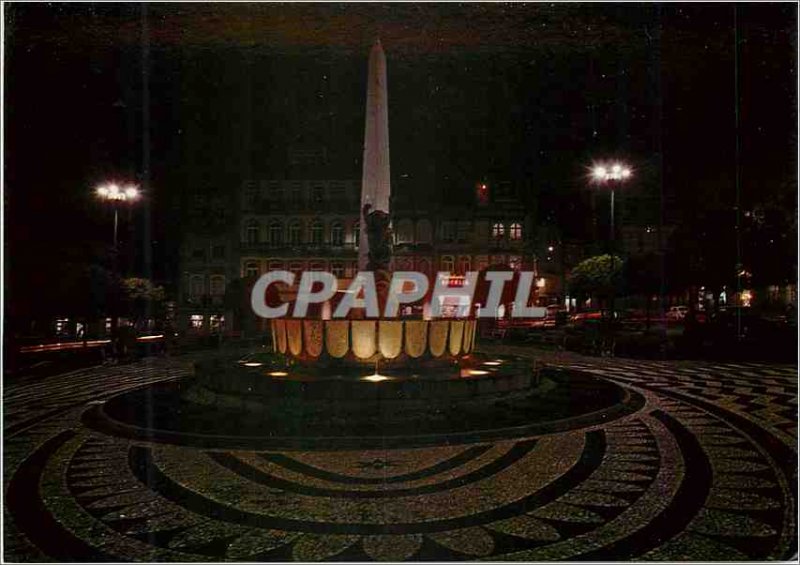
[363,373,390,382]
[483,361,502,366]
[461,369,489,377]
[243,362,263,367]
[268,371,289,377]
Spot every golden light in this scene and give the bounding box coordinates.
[243,362,263,367]
[268,371,289,377]
[363,373,390,383]
[483,361,502,366]
[461,369,489,377]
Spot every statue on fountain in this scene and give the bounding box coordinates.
[362,203,392,272]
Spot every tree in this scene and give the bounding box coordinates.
[120,277,165,329]
[567,254,624,308]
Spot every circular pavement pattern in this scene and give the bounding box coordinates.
[4,348,797,561]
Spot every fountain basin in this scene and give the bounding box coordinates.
[186,352,536,417]
[270,318,477,364]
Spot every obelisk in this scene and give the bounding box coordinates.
[358,39,391,271]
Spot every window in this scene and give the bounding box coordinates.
[396,219,414,244]
[509,222,523,240]
[456,221,471,242]
[269,221,283,246]
[441,221,456,242]
[417,259,430,276]
[245,220,259,244]
[290,182,303,206]
[269,181,284,202]
[310,220,324,245]
[330,182,345,202]
[190,314,204,329]
[331,262,345,278]
[441,255,455,273]
[352,221,360,248]
[189,275,204,298]
[310,261,326,272]
[210,275,226,296]
[209,315,224,332]
[509,256,522,270]
[330,221,344,246]
[416,219,433,243]
[492,222,506,239]
[289,262,303,276]
[244,189,257,209]
[458,255,471,274]
[211,245,225,259]
[312,184,325,204]
[268,261,284,271]
[244,262,259,278]
[191,248,206,260]
[288,220,302,245]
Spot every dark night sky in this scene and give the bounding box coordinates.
[4,2,797,317]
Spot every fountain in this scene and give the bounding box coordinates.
[82,40,641,448]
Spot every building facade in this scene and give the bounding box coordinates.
[177,178,538,334]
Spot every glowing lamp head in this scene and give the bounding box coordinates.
[592,166,608,181]
[124,186,139,199]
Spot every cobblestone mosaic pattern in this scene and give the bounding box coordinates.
[4,351,797,561]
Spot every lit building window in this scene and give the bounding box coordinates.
[310,220,324,245]
[458,255,471,274]
[245,220,259,244]
[288,220,302,245]
[509,222,523,240]
[492,222,506,239]
[209,315,224,332]
[441,255,455,273]
[190,314,204,329]
[244,262,259,278]
[269,221,283,246]
[330,221,344,246]
[352,221,360,248]
[509,256,522,270]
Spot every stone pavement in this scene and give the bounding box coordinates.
[3,348,797,561]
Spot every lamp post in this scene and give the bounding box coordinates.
[590,162,632,331]
[96,183,140,248]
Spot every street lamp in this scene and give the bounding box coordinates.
[591,162,632,243]
[95,183,140,247]
[590,161,632,331]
